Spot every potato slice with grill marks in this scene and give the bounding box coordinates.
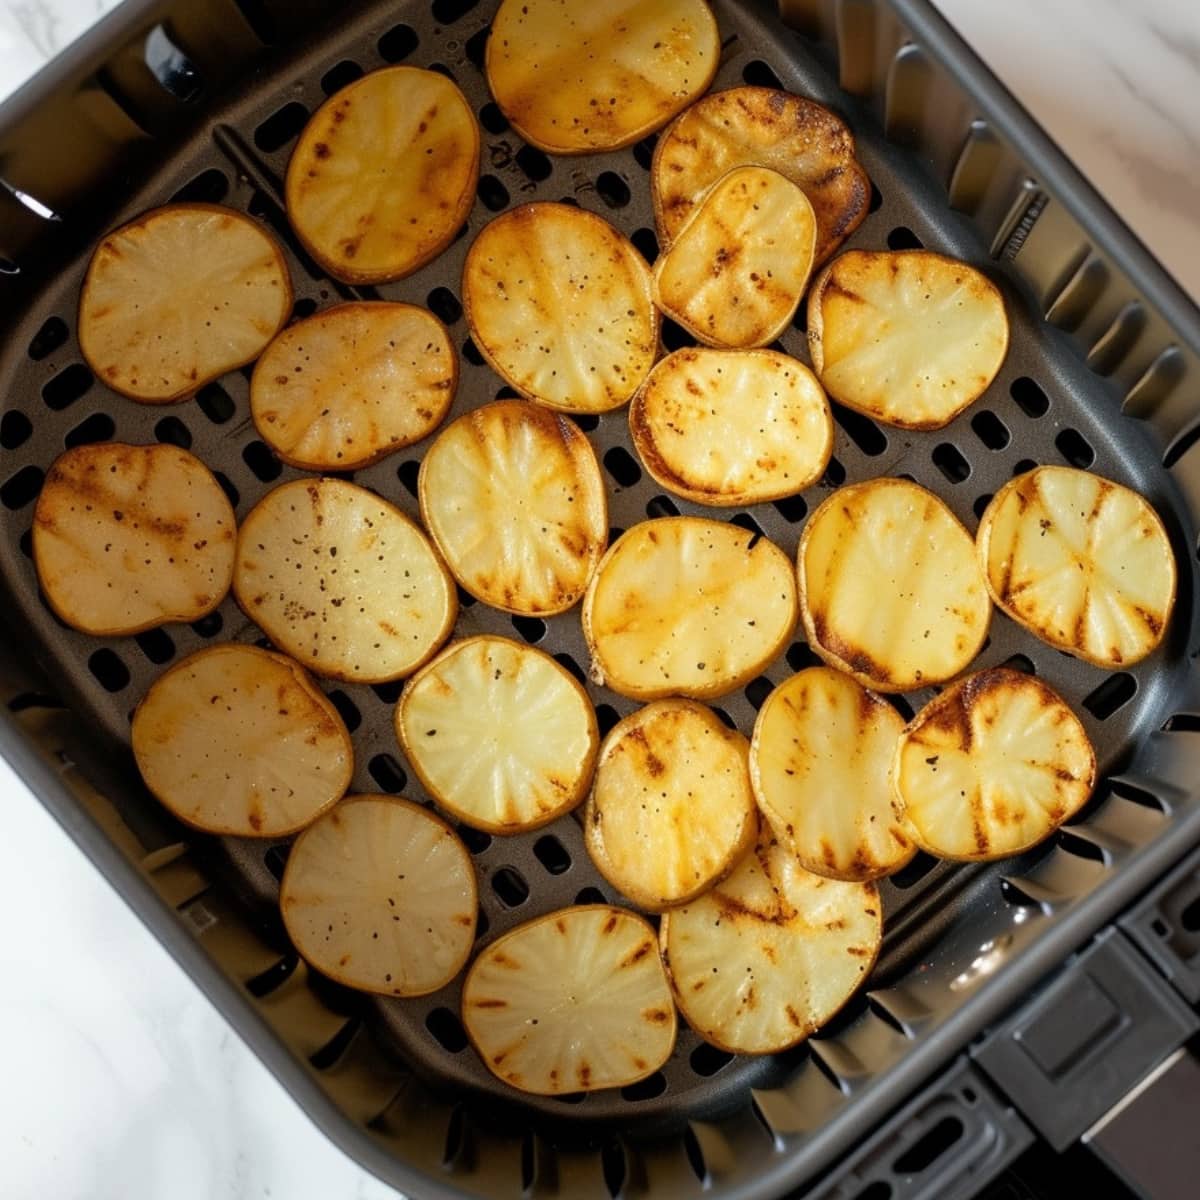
[893,668,1096,861]
[462,906,676,1095]
[798,477,991,692]
[977,466,1176,667]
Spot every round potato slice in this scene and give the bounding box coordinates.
[462,906,676,1095]
[250,302,456,470]
[660,820,881,1054]
[584,700,757,910]
[584,517,798,700]
[894,668,1096,861]
[281,796,477,996]
[131,644,352,837]
[419,400,607,615]
[234,478,456,683]
[463,203,658,414]
[653,86,870,264]
[629,347,833,505]
[977,466,1176,667]
[750,667,914,881]
[397,636,598,833]
[653,166,817,349]
[285,66,479,283]
[808,250,1009,430]
[799,478,991,692]
[78,204,292,403]
[485,0,719,154]
[33,442,235,636]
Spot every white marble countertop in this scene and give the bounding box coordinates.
[0,2,1198,1198]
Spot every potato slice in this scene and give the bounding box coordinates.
[132,645,352,837]
[485,0,719,154]
[463,203,658,414]
[584,517,797,700]
[78,204,291,403]
[33,442,235,636]
[419,400,607,615]
[653,166,817,349]
[808,250,1009,429]
[234,478,455,682]
[750,667,914,881]
[894,668,1096,861]
[584,700,757,910]
[462,905,675,1095]
[977,466,1176,667]
[653,86,870,264]
[285,66,479,283]
[280,795,477,996]
[250,302,456,470]
[660,819,881,1054]
[629,347,833,506]
[799,478,991,692]
[397,636,598,833]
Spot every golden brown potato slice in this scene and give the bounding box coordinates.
[894,668,1096,861]
[419,400,607,615]
[808,250,1009,429]
[78,204,291,403]
[280,795,477,996]
[397,636,598,833]
[653,166,817,348]
[33,442,235,636]
[799,478,991,692]
[463,203,658,414]
[977,466,1176,667]
[653,86,870,264]
[250,302,456,470]
[629,347,833,505]
[660,819,880,1054]
[750,667,914,881]
[584,700,757,910]
[132,645,352,837]
[234,478,455,683]
[285,66,479,283]
[462,905,676,1095]
[584,517,797,700]
[485,0,719,154]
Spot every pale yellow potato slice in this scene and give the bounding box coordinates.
[485,0,719,154]
[799,478,991,692]
[977,466,1176,667]
[131,644,352,837]
[78,204,291,403]
[808,250,1009,429]
[629,347,833,506]
[280,795,477,996]
[653,166,817,349]
[750,667,914,881]
[234,478,455,683]
[462,905,675,1095]
[463,203,658,414]
[419,400,607,615]
[894,668,1096,861]
[584,700,757,910]
[397,636,598,833]
[653,86,870,264]
[660,819,880,1054]
[285,66,479,283]
[250,302,456,470]
[583,517,797,700]
[33,442,235,636]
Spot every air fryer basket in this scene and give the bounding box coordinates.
[2,0,1200,1197]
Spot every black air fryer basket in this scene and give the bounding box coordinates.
[3,2,1200,1198]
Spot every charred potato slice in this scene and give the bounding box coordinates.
[78,204,291,403]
